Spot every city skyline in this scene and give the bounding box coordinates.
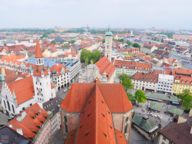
[0,0,192,30]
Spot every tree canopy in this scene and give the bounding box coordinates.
[119,74,133,91]
[80,49,101,65]
[127,41,132,46]
[179,89,192,111]
[134,90,147,103]
[132,43,141,48]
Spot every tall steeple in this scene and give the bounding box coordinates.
[104,29,113,61]
[32,40,53,103]
[35,40,43,58]
[35,40,44,67]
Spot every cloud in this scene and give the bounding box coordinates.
[0,0,192,29]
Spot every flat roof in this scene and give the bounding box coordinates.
[25,58,79,68]
[0,126,31,144]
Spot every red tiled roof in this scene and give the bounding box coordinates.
[115,129,127,144]
[9,103,48,139]
[114,60,152,71]
[75,85,116,144]
[132,71,159,83]
[2,54,25,63]
[64,81,129,144]
[172,68,192,76]
[95,57,115,79]
[175,75,192,85]
[7,76,34,105]
[61,82,132,113]
[50,64,66,75]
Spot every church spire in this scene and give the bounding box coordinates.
[35,40,43,58]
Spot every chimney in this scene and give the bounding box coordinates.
[177,116,187,124]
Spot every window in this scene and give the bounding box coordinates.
[64,116,67,122]
[3,100,6,109]
[163,136,166,141]
[65,124,68,133]
[12,105,15,113]
[7,101,11,111]
[124,124,128,133]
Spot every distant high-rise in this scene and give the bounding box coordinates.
[104,29,113,61]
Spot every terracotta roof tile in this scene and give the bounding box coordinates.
[61,83,132,113]
[64,81,130,144]
[132,71,159,83]
[9,103,48,139]
[50,64,66,75]
[175,75,192,85]
[2,54,25,63]
[115,129,127,144]
[7,76,34,105]
[35,41,43,58]
[114,60,152,71]
[75,85,116,144]
[95,57,115,79]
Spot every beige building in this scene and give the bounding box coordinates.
[173,76,192,94]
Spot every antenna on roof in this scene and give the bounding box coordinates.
[107,25,110,32]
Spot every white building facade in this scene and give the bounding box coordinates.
[157,74,174,94]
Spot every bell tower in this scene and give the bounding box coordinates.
[104,29,113,61]
[32,40,53,103]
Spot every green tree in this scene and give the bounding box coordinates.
[119,74,133,91]
[132,43,141,48]
[70,39,76,44]
[127,92,136,103]
[134,90,147,103]
[80,49,101,65]
[179,89,192,111]
[127,41,132,46]
[90,50,101,63]
[80,49,90,63]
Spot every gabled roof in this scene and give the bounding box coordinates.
[95,57,115,79]
[7,76,34,105]
[64,81,128,144]
[2,54,25,63]
[160,120,192,144]
[132,113,159,133]
[9,104,48,139]
[61,82,132,113]
[50,64,66,75]
[173,68,192,76]
[175,75,192,85]
[114,60,152,71]
[132,71,159,83]
[75,85,116,144]
[0,126,31,144]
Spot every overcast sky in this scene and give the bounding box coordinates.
[0,0,192,29]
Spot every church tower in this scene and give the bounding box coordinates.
[32,41,53,103]
[104,29,113,61]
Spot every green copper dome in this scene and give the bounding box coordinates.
[105,31,113,36]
